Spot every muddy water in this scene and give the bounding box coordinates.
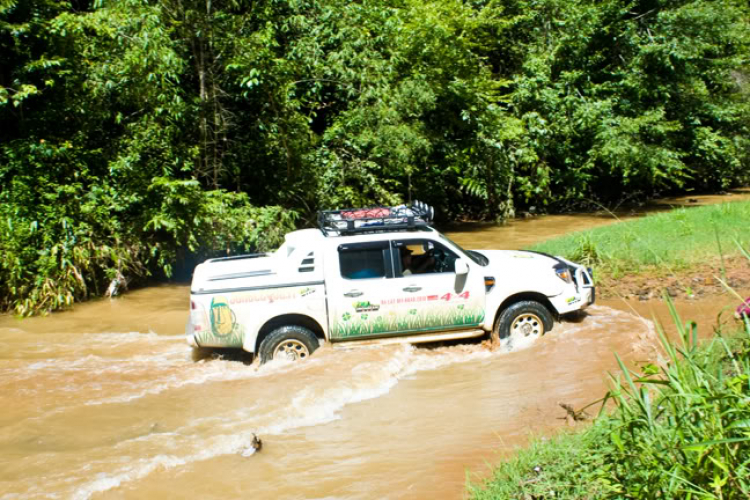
[1,189,748,500]
[602,290,750,342]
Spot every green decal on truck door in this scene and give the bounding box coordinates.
[330,291,485,339]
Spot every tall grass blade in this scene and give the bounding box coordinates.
[736,239,750,261]
[681,437,750,450]
[640,386,654,429]
[665,293,693,353]
[614,353,648,417]
[714,223,727,282]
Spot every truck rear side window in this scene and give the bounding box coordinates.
[339,243,392,280]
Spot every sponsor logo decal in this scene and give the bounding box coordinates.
[331,290,484,339]
[354,301,380,313]
[202,296,244,346]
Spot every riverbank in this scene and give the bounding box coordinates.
[469,200,750,499]
[529,199,750,300]
[469,308,750,499]
[594,254,750,300]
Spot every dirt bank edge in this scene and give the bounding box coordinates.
[597,254,749,301]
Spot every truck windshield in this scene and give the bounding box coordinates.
[437,233,489,266]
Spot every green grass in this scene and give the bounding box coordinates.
[469,302,750,499]
[332,306,485,339]
[529,201,750,279]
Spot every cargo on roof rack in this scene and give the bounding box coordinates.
[318,201,435,236]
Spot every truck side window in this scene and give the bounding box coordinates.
[393,240,458,277]
[339,243,392,280]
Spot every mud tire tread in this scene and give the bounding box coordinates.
[494,300,554,340]
[259,325,319,364]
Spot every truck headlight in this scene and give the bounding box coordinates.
[554,263,573,284]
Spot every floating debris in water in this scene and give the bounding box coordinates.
[240,434,263,457]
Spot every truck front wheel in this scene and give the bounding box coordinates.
[259,325,319,363]
[494,300,554,346]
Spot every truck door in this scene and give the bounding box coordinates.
[389,238,486,332]
[327,238,486,341]
[328,241,395,340]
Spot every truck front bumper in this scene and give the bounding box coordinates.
[550,263,595,315]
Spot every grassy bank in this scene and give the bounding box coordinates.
[530,200,750,282]
[469,303,750,499]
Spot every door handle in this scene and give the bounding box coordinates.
[344,290,364,297]
[402,286,422,293]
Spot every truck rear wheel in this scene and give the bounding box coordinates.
[494,300,554,345]
[259,325,319,363]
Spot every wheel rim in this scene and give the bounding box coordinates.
[510,313,544,339]
[273,339,310,361]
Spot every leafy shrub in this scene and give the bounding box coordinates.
[471,301,750,499]
[0,148,296,315]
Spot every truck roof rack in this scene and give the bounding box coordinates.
[318,201,435,236]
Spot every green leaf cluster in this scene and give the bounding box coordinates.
[1,0,748,312]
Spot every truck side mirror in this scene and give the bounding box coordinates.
[455,259,469,275]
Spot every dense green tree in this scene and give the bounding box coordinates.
[0,0,748,313]
[507,0,750,204]
[0,0,295,314]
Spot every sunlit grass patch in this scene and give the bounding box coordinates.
[530,200,750,279]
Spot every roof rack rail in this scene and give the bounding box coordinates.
[318,201,435,236]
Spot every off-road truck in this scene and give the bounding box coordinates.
[186,203,595,362]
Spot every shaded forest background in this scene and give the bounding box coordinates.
[1,0,748,314]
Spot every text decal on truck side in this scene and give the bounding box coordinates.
[193,285,322,347]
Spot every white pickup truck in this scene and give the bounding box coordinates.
[186,203,595,362]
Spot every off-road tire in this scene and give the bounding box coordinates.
[259,325,319,364]
[494,300,554,342]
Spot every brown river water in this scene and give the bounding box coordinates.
[1,189,749,499]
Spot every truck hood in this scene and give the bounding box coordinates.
[473,249,566,297]
[473,249,561,268]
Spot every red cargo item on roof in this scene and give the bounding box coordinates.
[341,208,391,220]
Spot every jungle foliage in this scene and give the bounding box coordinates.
[1,0,749,313]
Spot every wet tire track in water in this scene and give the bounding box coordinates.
[0,291,658,499]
